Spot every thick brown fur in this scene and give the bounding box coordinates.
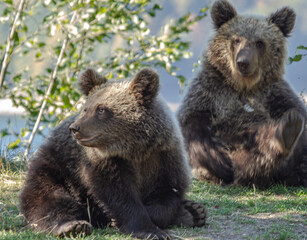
[20,68,206,239]
[177,0,307,188]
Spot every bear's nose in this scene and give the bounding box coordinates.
[237,59,249,71]
[236,55,249,73]
[69,124,80,134]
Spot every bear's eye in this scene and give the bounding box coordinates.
[234,39,241,45]
[256,40,264,49]
[97,107,106,114]
[96,106,113,118]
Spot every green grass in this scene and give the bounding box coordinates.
[1,162,306,240]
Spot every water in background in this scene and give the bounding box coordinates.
[0,100,45,155]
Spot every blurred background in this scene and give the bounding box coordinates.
[0,0,306,156]
[158,0,307,104]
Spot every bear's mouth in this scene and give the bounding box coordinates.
[231,68,262,91]
[236,68,258,77]
[74,133,101,145]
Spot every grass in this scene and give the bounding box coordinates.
[0,161,306,240]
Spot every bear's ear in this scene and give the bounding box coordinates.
[130,68,159,106]
[211,0,237,29]
[268,7,296,37]
[78,68,107,96]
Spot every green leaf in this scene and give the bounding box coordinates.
[61,94,71,107]
[37,42,46,48]
[4,0,13,5]
[13,74,22,83]
[3,7,12,16]
[0,129,9,137]
[290,54,302,62]
[297,45,307,50]
[177,75,186,85]
[99,7,108,14]
[35,52,42,58]
[13,32,19,44]
[153,4,162,10]
[8,139,21,150]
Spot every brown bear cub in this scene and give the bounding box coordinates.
[20,68,206,239]
[177,0,307,188]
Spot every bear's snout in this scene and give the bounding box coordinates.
[236,49,251,74]
[69,123,81,139]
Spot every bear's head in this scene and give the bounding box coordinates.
[69,68,162,157]
[207,0,296,91]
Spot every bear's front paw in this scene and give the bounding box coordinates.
[175,200,207,227]
[53,220,92,238]
[132,228,172,240]
[276,110,304,157]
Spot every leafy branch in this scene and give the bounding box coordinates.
[23,10,79,161]
[0,0,26,88]
[0,0,208,157]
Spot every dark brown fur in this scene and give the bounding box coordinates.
[177,0,307,188]
[20,68,206,239]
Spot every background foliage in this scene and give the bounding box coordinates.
[0,0,207,156]
[289,45,307,63]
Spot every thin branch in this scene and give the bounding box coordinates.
[71,32,87,80]
[23,11,78,161]
[0,0,27,89]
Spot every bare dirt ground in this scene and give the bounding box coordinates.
[170,211,307,240]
